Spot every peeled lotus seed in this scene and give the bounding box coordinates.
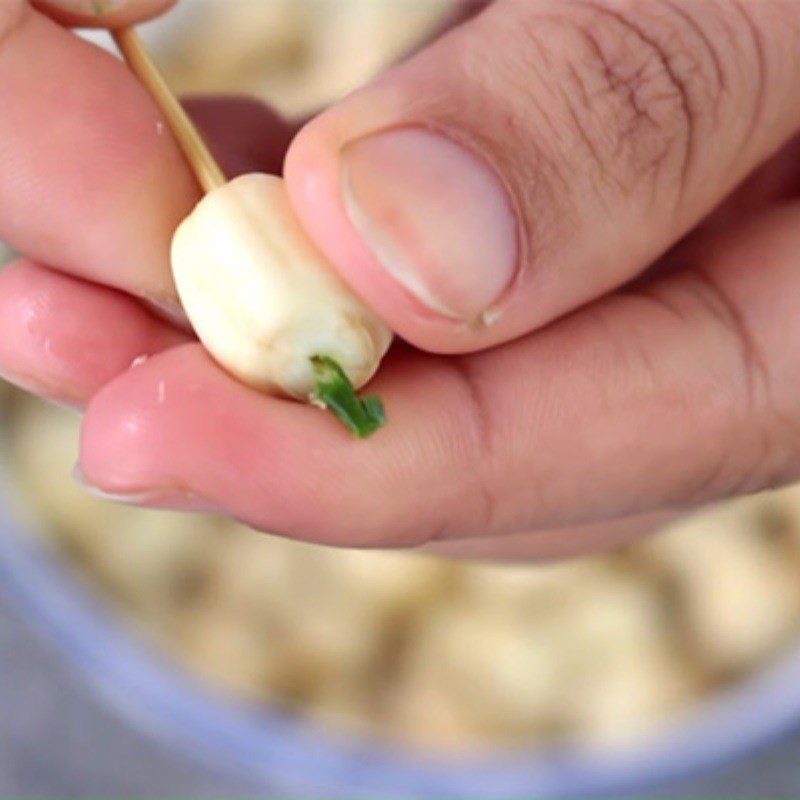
[171,173,392,401]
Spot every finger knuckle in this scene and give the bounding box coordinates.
[623,271,795,507]
[447,357,502,536]
[506,0,736,209]
[721,1,800,159]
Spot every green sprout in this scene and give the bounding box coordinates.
[311,355,386,438]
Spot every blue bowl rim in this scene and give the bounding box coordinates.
[1,506,800,799]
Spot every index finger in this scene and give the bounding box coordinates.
[0,0,198,307]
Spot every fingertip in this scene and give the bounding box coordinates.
[285,117,472,356]
[284,55,521,358]
[79,352,169,492]
[0,259,188,403]
[32,0,176,28]
[78,344,343,534]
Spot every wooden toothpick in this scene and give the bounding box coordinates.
[112,28,226,194]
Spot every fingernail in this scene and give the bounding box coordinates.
[342,127,518,322]
[72,465,220,513]
[47,0,127,14]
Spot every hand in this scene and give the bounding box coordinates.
[2,0,800,560]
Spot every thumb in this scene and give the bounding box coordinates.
[285,0,800,354]
[32,0,175,27]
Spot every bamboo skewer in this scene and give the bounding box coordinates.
[111,27,226,193]
[112,28,388,437]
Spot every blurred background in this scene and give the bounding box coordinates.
[3,1,800,797]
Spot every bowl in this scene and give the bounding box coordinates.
[2,480,800,799]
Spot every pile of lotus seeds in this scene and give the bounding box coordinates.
[4,387,800,750]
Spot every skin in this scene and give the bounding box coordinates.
[1,0,800,559]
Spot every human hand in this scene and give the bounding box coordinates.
[2,0,800,560]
